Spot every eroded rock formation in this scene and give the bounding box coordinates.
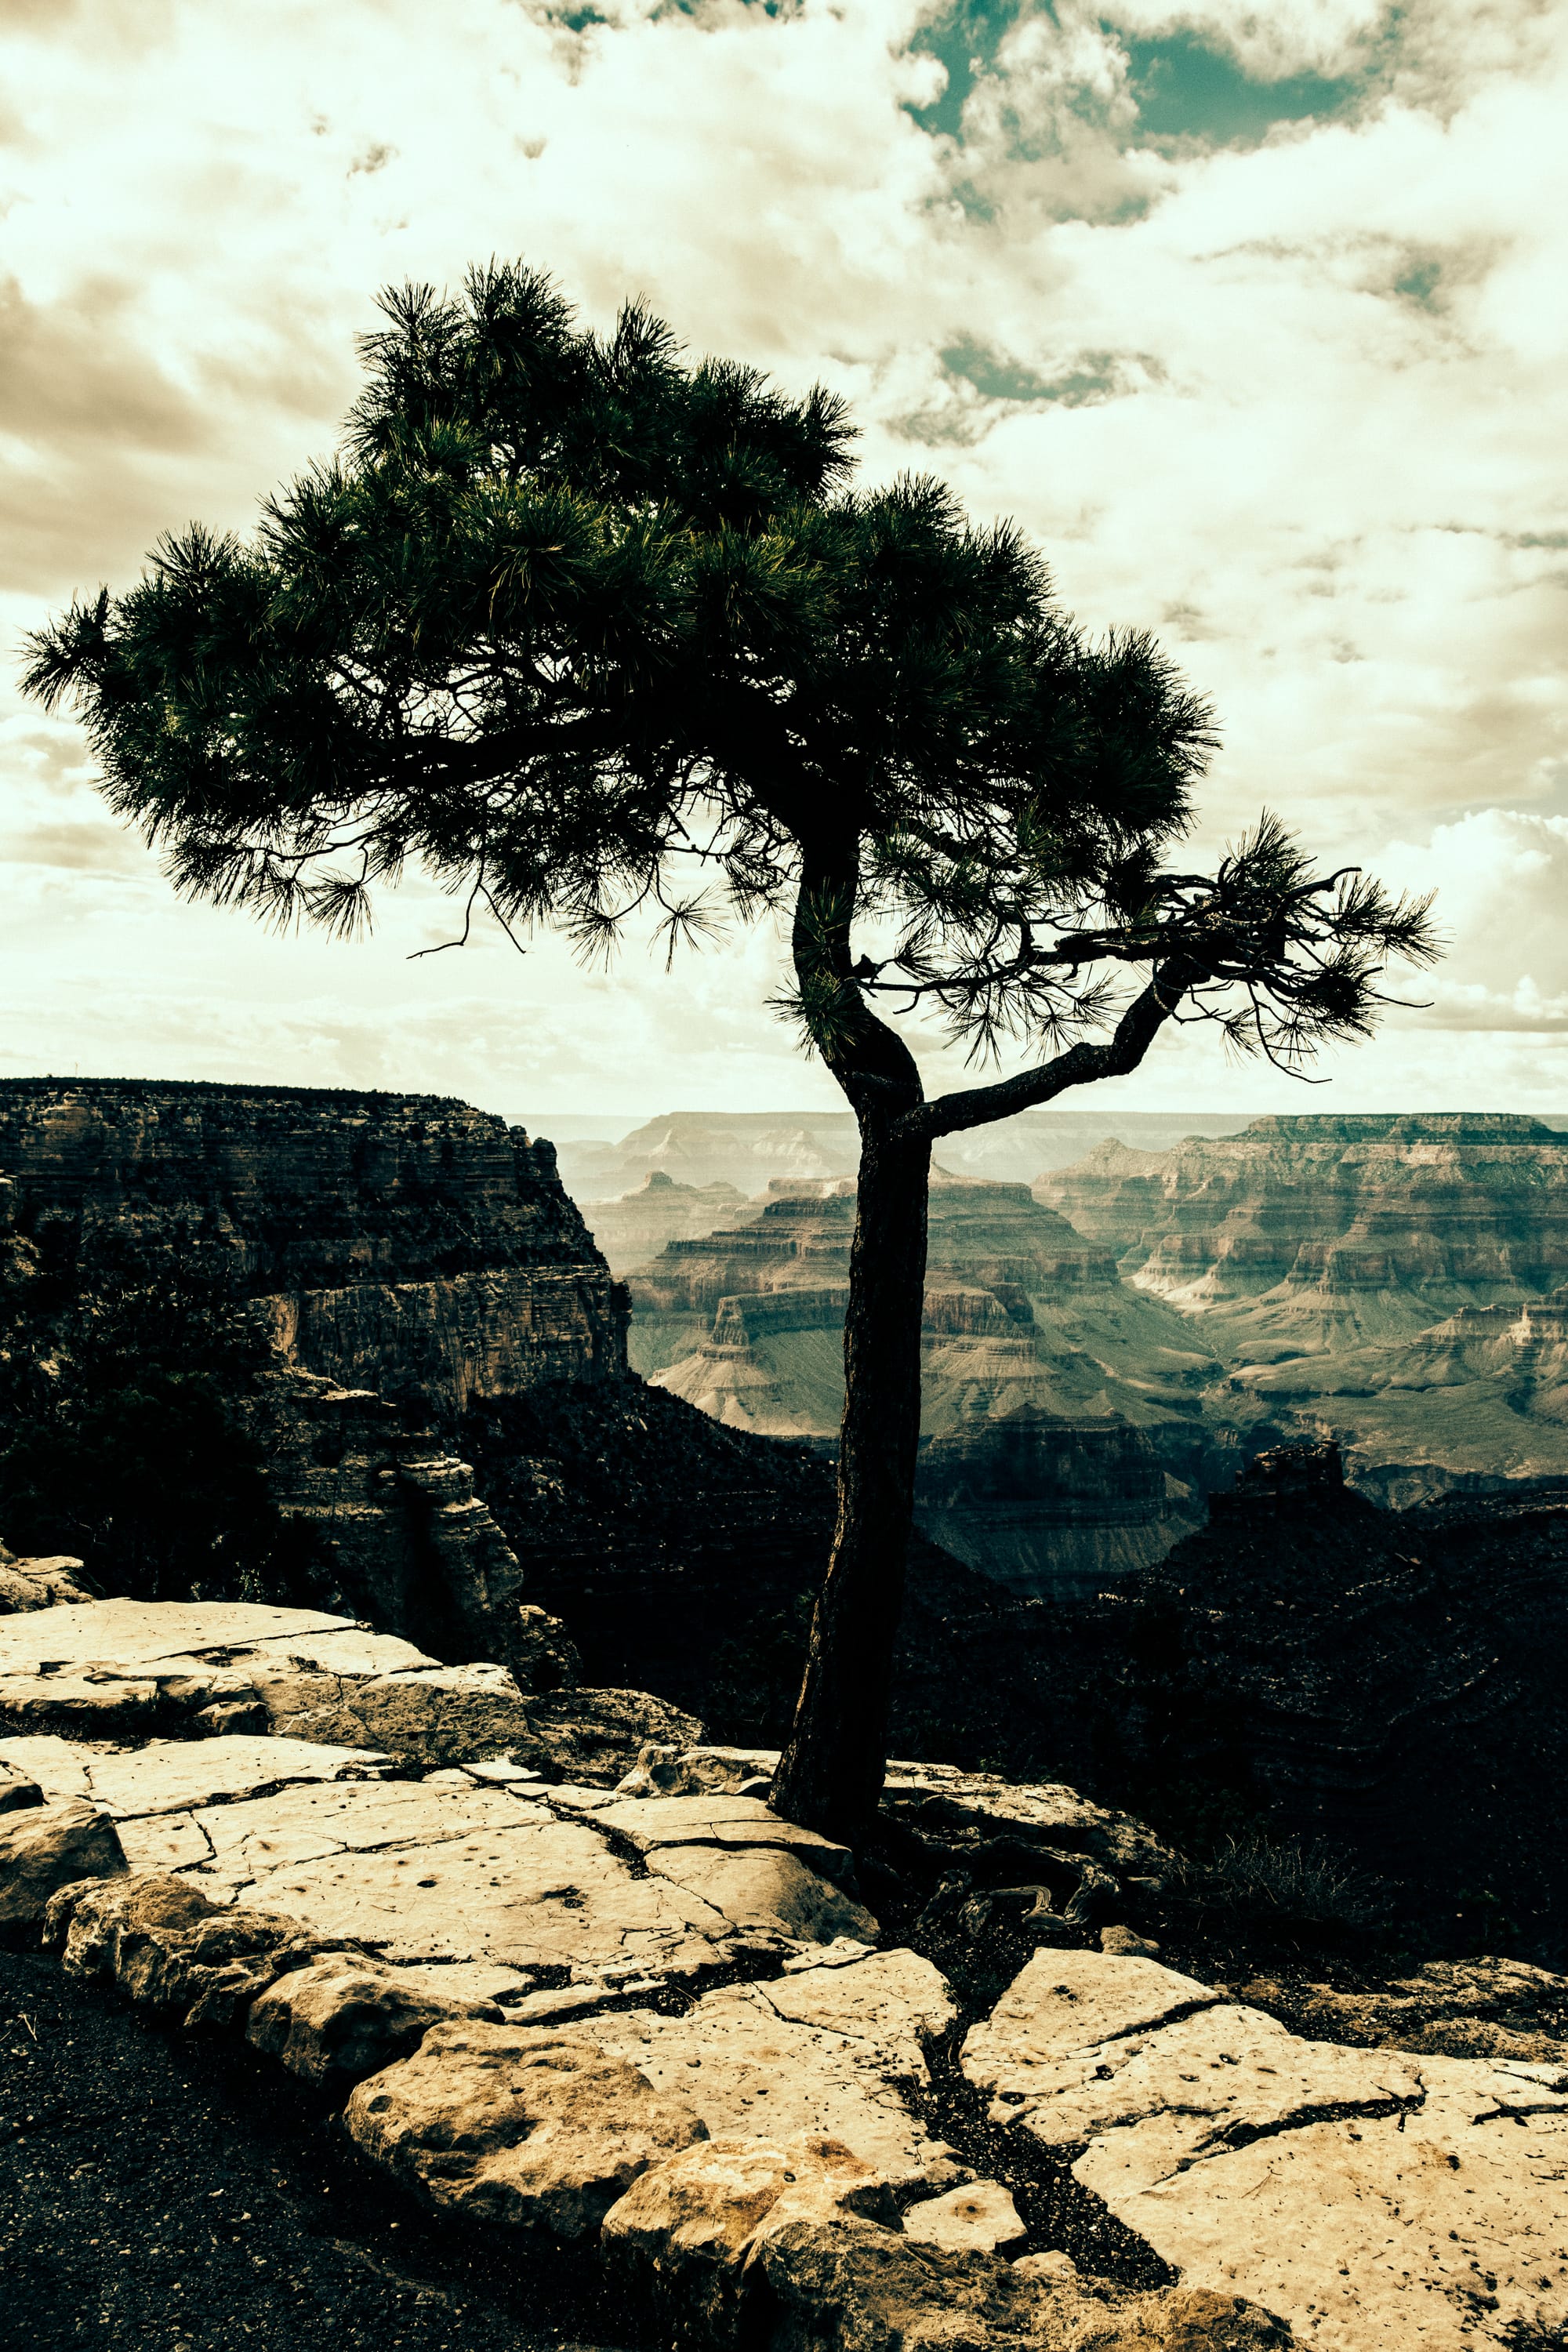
[626,1178,1220,1594]
[1040,1112,1568,1349]
[579,1170,752,1276]
[0,1076,626,1414]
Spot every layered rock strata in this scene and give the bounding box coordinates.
[579,1171,753,1276]
[1039,1112,1568,1349]
[1222,1287,1568,1501]
[0,1077,626,1413]
[627,1178,1219,1595]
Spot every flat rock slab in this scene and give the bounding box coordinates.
[0,1733,389,1817]
[645,1846,877,1946]
[965,1949,1568,2350]
[0,1599,431,1678]
[1,1740,880,1983]
[585,1793,852,1879]
[196,1788,731,1970]
[596,1950,960,2189]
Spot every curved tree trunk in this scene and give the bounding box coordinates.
[769,1112,931,1838]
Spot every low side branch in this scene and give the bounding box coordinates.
[905,956,1203,1143]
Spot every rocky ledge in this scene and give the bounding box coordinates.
[3,1599,1566,2347]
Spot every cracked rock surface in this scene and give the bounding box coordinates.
[0,1599,695,1777]
[2,1716,880,1991]
[595,1948,961,2189]
[9,1599,1568,2350]
[965,1948,1568,2349]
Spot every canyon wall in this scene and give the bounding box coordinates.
[1038,1113,1568,1348]
[626,1177,1218,1594]
[0,1078,626,1413]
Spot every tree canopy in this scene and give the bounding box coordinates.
[26,260,1378,1098]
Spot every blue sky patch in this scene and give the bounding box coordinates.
[906,4,1362,151]
[1124,27,1360,145]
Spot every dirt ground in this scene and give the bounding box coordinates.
[0,1942,635,2352]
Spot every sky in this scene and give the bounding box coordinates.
[1,0,1564,1122]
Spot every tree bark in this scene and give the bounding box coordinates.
[769,1109,931,1838]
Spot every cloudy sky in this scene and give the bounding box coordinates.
[2,0,1564,1122]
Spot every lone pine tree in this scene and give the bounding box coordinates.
[24,263,1437,1838]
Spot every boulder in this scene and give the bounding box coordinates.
[615,1744,779,1799]
[344,2022,707,2238]
[53,1886,364,2030]
[901,2180,1024,2258]
[246,1954,504,2084]
[59,1871,220,1978]
[0,1760,42,1815]
[267,1662,546,1766]
[0,1798,126,1923]
[0,1552,90,1614]
[524,1688,705,1785]
[601,2132,895,2336]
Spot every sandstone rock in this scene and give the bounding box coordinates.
[1011,2249,1078,2284]
[268,1662,545,1767]
[344,2022,706,2238]
[0,1552,90,1613]
[60,1871,220,1979]
[902,2180,1024,2257]
[0,1798,126,1922]
[32,1733,389,1820]
[597,1951,960,2190]
[523,1687,705,1784]
[605,2131,1289,2350]
[513,1602,581,1695]
[48,1872,367,2028]
[590,1792,854,1881]
[0,1669,167,1735]
[601,2132,895,2336]
[647,1844,877,1946]
[0,1596,377,1679]
[0,1080,623,1422]
[878,1760,1176,1882]
[967,1949,1568,2350]
[1248,1953,1568,2065]
[246,1954,504,2084]
[184,1776,737,1975]
[0,1760,42,1814]
[615,1742,779,1798]
[742,2209,1289,2352]
[1101,1925,1161,1957]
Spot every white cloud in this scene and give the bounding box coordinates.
[0,0,1564,1117]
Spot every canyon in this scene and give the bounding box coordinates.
[593,1110,1568,1583]
[554,1106,1255,1201]
[6,1084,1568,2347]
[1038,1111,1568,1501]
[626,1177,1218,1592]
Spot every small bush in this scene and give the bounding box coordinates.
[1189,1831,1392,1933]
